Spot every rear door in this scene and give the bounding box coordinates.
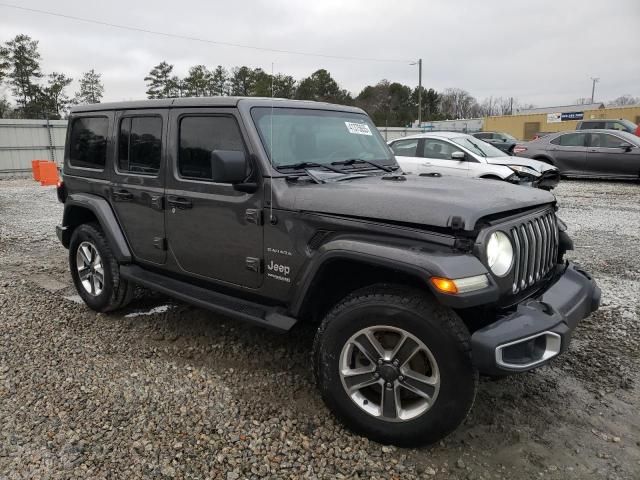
[548,132,587,174]
[585,132,640,177]
[110,109,167,265]
[164,108,263,288]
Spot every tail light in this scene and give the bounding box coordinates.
[513,146,527,154]
[56,180,67,203]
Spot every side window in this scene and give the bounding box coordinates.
[390,139,419,157]
[118,116,162,175]
[595,134,630,149]
[585,121,605,129]
[474,133,489,139]
[607,122,625,131]
[422,139,458,160]
[69,116,109,169]
[550,133,586,147]
[178,116,245,181]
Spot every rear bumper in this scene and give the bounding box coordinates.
[470,262,600,375]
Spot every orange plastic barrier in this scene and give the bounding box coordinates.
[31,160,48,181]
[38,161,60,186]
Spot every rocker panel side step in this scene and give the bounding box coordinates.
[120,265,297,332]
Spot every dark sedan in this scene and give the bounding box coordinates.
[514,130,640,179]
[472,131,517,154]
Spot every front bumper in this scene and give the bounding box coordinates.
[471,262,600,375]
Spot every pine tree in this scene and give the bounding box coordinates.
[41,72,73,119]
[183,65,211,97]
[209,66,228,96]
[75,69,104,104]
[229,66,254,96]
[5,34,42,116]
[144,61,174,99]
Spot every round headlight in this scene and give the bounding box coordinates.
[486,231,514,277]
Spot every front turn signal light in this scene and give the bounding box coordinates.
[430,275,489,294]
[431,277,458,294]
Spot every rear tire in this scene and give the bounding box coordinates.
[313,284,477,446]
[69,223,134,312]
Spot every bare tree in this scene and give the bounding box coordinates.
[608,94,639,107]
[440,88,478,119]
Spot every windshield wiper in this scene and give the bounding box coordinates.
[465,140,487,157]
[277,161,347,174]
[330,158,395,172]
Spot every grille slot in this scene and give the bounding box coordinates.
[509,211,558,294]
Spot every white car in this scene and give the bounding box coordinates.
[388,132,559,189]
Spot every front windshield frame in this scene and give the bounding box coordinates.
[250,107,395,171]
[451,135,510,158]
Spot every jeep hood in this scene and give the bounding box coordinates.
[280,174,555,231]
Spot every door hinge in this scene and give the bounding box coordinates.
[153,237,167,250]
[245,209,263,225]
[150,194,164,211]
[245,257,262,272]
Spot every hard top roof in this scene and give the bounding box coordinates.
[70,96,365,114]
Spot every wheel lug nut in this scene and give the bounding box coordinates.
[399,375,404,381]
[385,382,392,388]
[377,359,383,365]
[393,359,399,366]
[374,372,379,378]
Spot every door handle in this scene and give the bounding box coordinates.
[167,196,193,210]
[112,189,133,201]
[422,162,432,166]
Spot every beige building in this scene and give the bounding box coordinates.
[484,104,640,140]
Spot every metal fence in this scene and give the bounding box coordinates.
[0,119,67,178]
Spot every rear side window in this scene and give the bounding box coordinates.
[118,116,162,175]
[390,139,419,157]
[474,133,491,139]
[581,121,605,129]
[550,133,586,147]
[178,116,245,181]
[69,117,109,169]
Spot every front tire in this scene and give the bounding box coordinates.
[69,223,134,312]
[313,284,477,446]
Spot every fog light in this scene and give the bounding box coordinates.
[430,275,489,294]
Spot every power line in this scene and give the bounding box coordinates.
[0,2,413,64]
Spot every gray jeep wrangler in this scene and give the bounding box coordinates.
[56,97,600,446]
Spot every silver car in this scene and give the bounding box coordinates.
[389,132,560,190]
[514,129,640,179]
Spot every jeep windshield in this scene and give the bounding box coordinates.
[251,107,396,172]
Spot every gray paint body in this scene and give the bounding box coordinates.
[516,129,640,179]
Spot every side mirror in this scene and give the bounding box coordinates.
[451,151,466,160]
[620,144,633,152]
[210,150,248,184]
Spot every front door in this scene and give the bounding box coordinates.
[110,109,167,265]
[165,109,263,288]
[585,132,640,177]
[420,138,468,177]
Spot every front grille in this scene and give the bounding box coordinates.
[509,210,558,294]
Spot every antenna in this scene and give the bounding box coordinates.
[269,62,275,224]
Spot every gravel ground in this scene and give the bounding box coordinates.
[0,178,638,479]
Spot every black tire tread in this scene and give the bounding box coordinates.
[312,283,478,446]
[70,222,134,312]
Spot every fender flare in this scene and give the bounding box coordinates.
[61,193,132,262]
[289,238,494,316]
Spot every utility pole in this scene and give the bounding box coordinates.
[411,59,423,126]
[590,77,599,103]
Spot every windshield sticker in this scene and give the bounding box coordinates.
[345,122,372,136]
